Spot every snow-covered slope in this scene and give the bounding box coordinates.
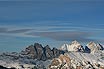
[60,41,104,53]
[86,41,104,54]
[49,51,104,69]
[67,40,84,52]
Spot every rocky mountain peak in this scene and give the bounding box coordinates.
[34,43,43,48]
[87,41,96,47]
[44,45,50,49]
[60,40,84,52]
[21,43,65,61]
[67,40,84,52]
[85,41,104,53]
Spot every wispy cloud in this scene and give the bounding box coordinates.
[26,31,96,42]
[0,27,33,34]
[7,29,33,33]
[0,24,103,42]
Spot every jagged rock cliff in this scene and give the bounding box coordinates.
[21,43,65,61]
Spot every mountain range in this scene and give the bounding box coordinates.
[60,40,104,53]
[0,40,104,69]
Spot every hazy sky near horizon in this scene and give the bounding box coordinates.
[0,0,104,52]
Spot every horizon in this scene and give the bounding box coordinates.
[0,0,104,52]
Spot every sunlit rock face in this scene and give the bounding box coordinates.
[48,54,71,69]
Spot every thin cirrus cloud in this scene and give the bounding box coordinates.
[0,26,102,42]
[8,29,33,33]
[0,27,33,34]
[26,31,96,42]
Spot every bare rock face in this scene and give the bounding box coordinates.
[44,45,53,59]
[34,43,44,60]
[52,48,65,58]
[21,45,37,59]
[21,43,65,61]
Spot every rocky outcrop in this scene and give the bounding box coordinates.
[21,45,37,59]
[21,43,65,61]
[52,47,65,58]
[34,43,44,60]
[44,45,54,59]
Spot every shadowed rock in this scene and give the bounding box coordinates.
[21,43,65,61]
[85,46,91,53]
[34,43,44,60]
[44,45,53,59]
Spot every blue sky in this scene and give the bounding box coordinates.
[0,0,104,52]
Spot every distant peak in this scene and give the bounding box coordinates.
[71,40,80,44]
[87,41,96,46]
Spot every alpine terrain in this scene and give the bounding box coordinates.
[0,40,104,69]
